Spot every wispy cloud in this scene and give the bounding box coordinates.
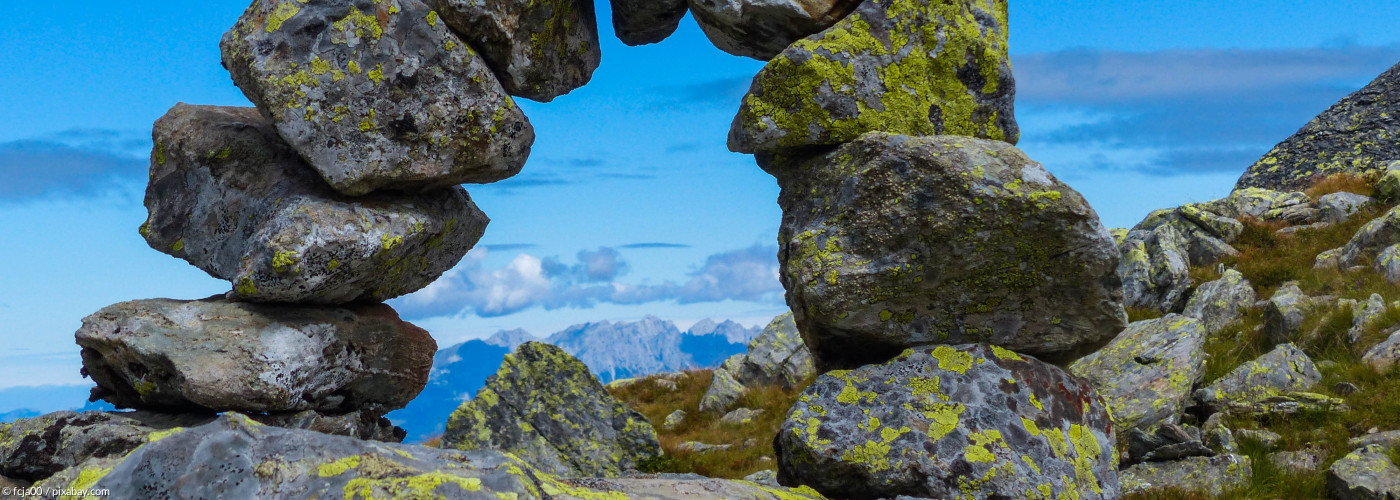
[620,242,690,249]
[481,244,538,252]
[0,138,147,201]
[392,244,782,319]
[1014,44,1400,176]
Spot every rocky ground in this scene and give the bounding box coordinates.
[10,0,1400,497]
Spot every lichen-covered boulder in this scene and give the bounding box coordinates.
[688,0,861,60]
[1069,315,1207,431]
[1263,282,1309,345]
[441,342,661,477]
[143,105,487,304]
[1319,192,1375,224]
[1194,343,1322,411]
[1182,270,1256,332]
[738,312,816,387]
[1269,448,1326,474]
[1328,445,1400,500]
[729,0,1016,154]
[777,344,1120,500]
[1348,293,1389,343]
[1209,188,1312,220]
[699,355,746,413]
[1363,328,1400,371]
[77,298,435,415]
[29,456,123,500]
[766,133,1125,369]
[1377,161,1400,201]
[220,0,533,195]
[1339,206,1400,269]
[428,0,600,101]
[0,411,212,482]
[661,410,687,430]
[701,312,815,412]
[1120,454,1252,497]
[609,0,687,45]
[1236,61,1400,191]
[84,414,823,500]
[1118,223,1193,311]
[1377,245,1400,283]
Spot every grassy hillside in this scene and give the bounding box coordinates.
[608,371,812,479]
[1127,175,1400,499]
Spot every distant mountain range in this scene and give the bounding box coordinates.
[387,316,761,442]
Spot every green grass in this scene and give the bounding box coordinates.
[608,370,813,479]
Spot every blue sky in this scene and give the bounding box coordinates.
[2,0,1400,398]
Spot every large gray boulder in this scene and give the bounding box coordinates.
[1338,206,1400,269]
[609,0,687,45]
[1377,245,1400,283]
[1118,203,1244,311]
[143,105,487,304]
[428,0,600,101]
[777,344,1119,500]
[441,342,661,478]
[1318,192,1375,224]
[1263,282,1309,344]
[1181,269,1256,332]
[766,133,1125,369]
[1069,315,1207,430]
[700,312,815,412]
[81,414,824,500]
[76,298,436,415]
[1236,61,1400,191]
[220,0,534,195]
[0,411,213,482]
[1328,445,1400,500]
[1120,454,1252,497]
[1204,187,1312,220]
[689,0,861,60]
[729,0,1016,154]
[1118,222,1193,311]
[1194,343,1322,411]
[1362,328,1400,371]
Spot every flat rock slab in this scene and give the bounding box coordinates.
[777,344,1119,500]
[144,105,487,304]
[0,411,213,482]
[1120,454,1252,497]
[730,0,1016,153]
[77,298,435,415]
[429,0,600,101]
[689,0,861,60]
[82,414,825,499]
[1236,60,1400,191]
[767,133,1125,369]
[1069,315,1207,431]
[1194,343,1321,411]
[221,0,534,195]
[441,342,661,478]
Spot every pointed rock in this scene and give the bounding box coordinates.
[441,342,661,477]
[1236,61,1400,191]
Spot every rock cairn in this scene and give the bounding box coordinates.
[72,0,586,445]
[713,0,1127,497]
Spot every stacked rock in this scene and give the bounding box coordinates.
[725,0,1128,497]
[74,0,586,442]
